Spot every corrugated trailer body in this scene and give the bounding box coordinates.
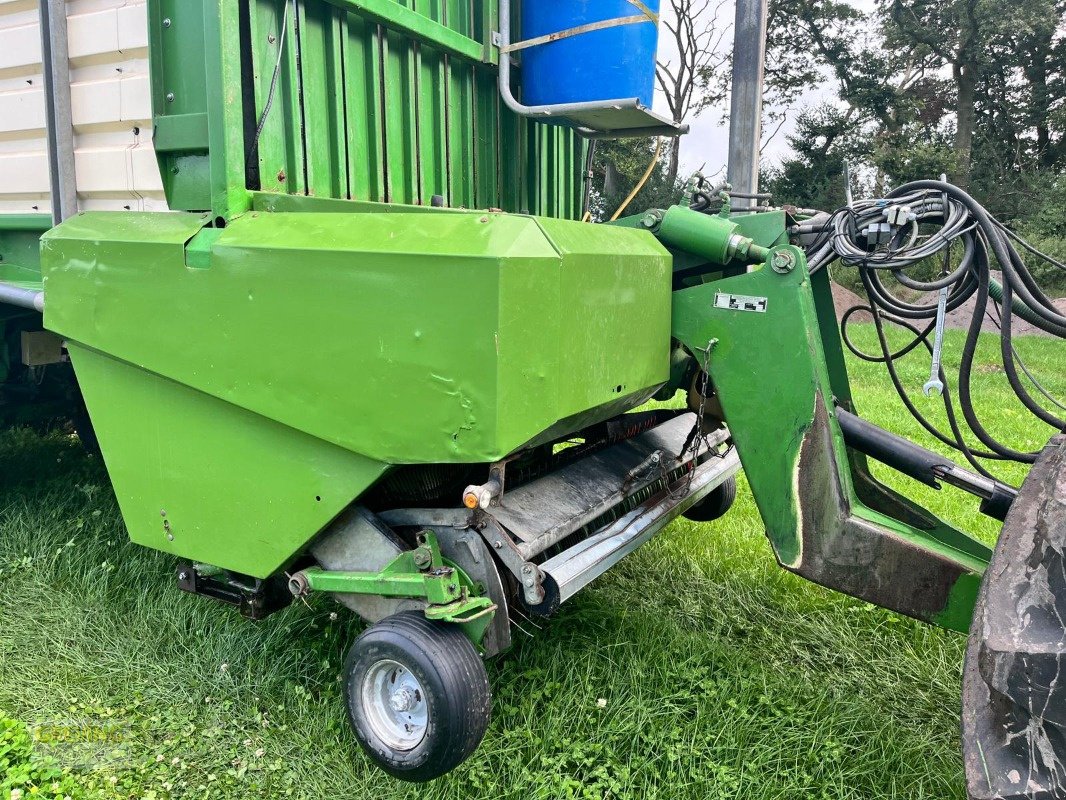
[0,0,167,216]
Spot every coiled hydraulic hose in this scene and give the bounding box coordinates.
[796,179,1066,481]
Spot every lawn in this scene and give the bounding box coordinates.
[1,325,1063,800]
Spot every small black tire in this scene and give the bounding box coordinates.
[343,611,491,782]
[682,475,737,523]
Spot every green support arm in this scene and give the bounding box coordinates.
[670,242,992,633]
[290,531,497,645]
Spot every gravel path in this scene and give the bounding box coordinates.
[829,275,1066,337]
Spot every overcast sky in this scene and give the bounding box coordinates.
[652,1,873,178]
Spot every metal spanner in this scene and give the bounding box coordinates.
[924,285,948,396]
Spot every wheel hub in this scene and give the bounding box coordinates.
[362,659,428,751]
[389,686,418,713]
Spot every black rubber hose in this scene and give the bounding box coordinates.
[851,274,1005,471]
[893,181,1066,333]
[841,303,1001,474]
[954,246,1040,463]
[998,274,1066,429]
[891,233,975,292]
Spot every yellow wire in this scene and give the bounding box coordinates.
[609,137,662,222]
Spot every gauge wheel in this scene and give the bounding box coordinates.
[344,611,491,782]
[682,475,737,523]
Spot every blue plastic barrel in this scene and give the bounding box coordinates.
[520,1,661,107]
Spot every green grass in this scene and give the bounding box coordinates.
[1,325,1063,800]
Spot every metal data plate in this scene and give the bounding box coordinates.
[714,292,768,313]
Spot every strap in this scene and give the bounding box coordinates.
[626,0,659,21]
[500,2,659,55]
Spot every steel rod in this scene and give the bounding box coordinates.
[0,284,45,312]
[38,0,76,224]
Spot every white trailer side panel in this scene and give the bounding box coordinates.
[0,0,167,216]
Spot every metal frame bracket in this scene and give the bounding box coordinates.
[290,530,496,643]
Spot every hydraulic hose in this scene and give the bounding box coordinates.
[988,275,1062,336]
[797,178,1066,481]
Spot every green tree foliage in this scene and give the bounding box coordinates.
[761,106,866,211]
[587,138,689,221]
[761,0,1065,241]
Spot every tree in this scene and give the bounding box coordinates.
[884,0,995,188]
[762,105,870,211]
[655,0,730,185]
[589,138,685,222]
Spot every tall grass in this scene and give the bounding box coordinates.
[0,325,1063,799]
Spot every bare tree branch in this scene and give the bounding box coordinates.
[655,0,730,183]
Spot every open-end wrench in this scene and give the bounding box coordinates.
[923,285,948,396]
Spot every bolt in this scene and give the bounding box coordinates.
[524,578,534,587]
[277,170,286,182]
[522,565,533,574]
[163,17,171,27]
[160,509,167,517]
[178,571,188,581]
[493,540,502,549]
[165,92,175,103]
[412,548,432,569]
[268,33,276,44]
[640,209,663,230]
[771,251,796,273]
[167,534,174,541]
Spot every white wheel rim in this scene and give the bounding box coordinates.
[361,659,429,751]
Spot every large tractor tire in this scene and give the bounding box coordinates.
[963,435,1066,799]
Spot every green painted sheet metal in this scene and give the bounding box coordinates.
[0,215,52,233]
[68,343,386,578]
[42,211,670,467]
[149,0,213,212]
[0,215,50,283]
[320,0,491,63]
[148,0,587,220]
[244,0,585,214]
[671,246,990,632]
[42,210,668,575]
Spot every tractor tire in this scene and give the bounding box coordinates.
[343,611,491,782]
[962,435,1066,800]
[683,474,737,523]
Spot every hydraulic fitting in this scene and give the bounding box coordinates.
[463,477,502,510]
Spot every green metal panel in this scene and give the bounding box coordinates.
[149,0,212,211]
[42,210,670,467]
[68,343,386,578]
[148,0,587,220]
[671,246,991,632]
[0,216,50,283]
[41,209,668,574]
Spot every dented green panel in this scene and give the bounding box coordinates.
[40,209,670,574]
